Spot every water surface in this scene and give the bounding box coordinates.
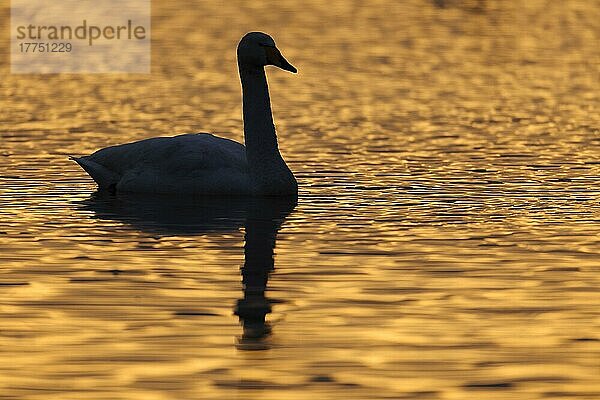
[1,0,599,399]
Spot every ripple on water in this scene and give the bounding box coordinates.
[1,0,600,399]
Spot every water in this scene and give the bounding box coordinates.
[1,0,599,398]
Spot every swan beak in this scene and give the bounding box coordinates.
[265,46,297,73]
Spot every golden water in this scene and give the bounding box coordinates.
[1,0,599,398]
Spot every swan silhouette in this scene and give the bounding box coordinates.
[72,32,298,196]
[80,193,296,349]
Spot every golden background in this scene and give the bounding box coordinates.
[0,0,599,399]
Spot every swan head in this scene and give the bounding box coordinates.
[237,32,297,73]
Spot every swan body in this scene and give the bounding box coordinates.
[72,32,298,196]
[72,133,252,195]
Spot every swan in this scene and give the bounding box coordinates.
[71,32,298,196]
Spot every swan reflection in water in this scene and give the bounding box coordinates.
[80,193,296,350]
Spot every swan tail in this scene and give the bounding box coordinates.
[70,156,119,191]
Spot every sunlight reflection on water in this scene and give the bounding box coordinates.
[1,0,599,399]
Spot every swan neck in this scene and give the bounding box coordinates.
[239,65,280,159]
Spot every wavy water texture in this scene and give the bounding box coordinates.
[0,0,599,399]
